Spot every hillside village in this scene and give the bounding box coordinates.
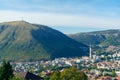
[6,50,120,80]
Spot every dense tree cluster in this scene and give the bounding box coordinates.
[47,67,88,80]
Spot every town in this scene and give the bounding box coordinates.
[9,47,120,80]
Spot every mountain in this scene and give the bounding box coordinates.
[0,21,88,61]
[69,29,120,52]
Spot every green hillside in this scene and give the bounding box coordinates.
[0,21,88,61]
[69,29,120,52]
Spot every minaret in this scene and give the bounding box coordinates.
[89,45,92,60]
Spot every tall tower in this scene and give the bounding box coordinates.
[89,45,92,60]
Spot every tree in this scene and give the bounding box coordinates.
[111,69,117,77]
[0,60,13,80]
[50,70,60,80]
[10,76,24,80]
[49,67,88,80]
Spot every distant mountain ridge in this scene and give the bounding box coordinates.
[0,21,88,61]
[69,29,120,52]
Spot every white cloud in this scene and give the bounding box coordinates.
[0,10,120,29]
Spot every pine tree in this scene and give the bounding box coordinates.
[0,60,13,80]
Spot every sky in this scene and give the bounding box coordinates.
[0,0,120,33]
